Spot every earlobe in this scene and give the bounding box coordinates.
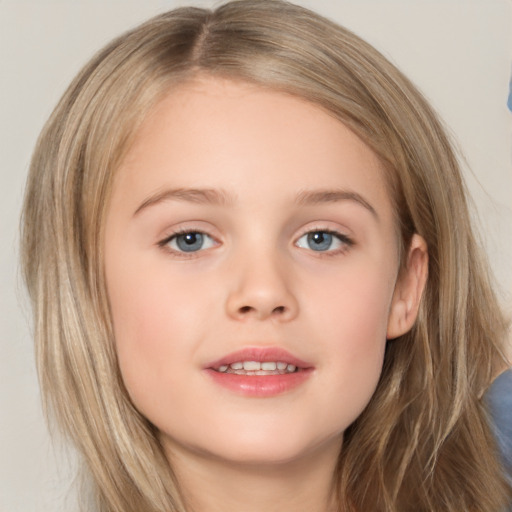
[387,234,428,340]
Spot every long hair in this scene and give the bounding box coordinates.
[20,1,510,510]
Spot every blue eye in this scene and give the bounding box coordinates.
[166,231,216,253]
[296,230,350,252]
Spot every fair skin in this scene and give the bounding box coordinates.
[104,76,428,512]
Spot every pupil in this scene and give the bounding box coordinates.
[184,233,198,244]
[177,232,203,252]
[308,231,332,251]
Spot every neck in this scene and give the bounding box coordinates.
[165,438,342,512]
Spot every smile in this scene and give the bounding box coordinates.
[215,361,299,375]
[205,347,313,397]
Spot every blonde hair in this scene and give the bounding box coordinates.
[21,1,511,510]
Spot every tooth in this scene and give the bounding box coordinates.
[277,362,287,370]
[218,365,228,372]
[243,361,261,371]
[287,364,297,373]
[255,370,270,375]
[230,362,243,370]
[261,362,277,371]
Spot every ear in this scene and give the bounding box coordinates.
[387,234,428,340]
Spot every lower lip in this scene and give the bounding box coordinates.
[204,369,313,397]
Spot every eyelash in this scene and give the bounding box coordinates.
[295,228,354,257]
[158,228,218,259]
[158,227,354,258]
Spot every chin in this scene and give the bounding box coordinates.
[216,442,312,466]
[164,422,344,469]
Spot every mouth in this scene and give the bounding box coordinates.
[214,360,300,375]
[204,347,313,397]
[206,346,312,373]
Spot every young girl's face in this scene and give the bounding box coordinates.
[104,76,422,468]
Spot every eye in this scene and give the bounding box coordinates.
[163,231,216,253]
[296,230,352,253]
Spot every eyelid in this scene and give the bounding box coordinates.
[158,225,220,257]
[294,224,354,254]
[156,222,354,258]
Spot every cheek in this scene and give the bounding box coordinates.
[302,263,393,419]
[304,258,394,348]
[105,259,213,415]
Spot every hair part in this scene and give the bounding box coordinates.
[21,1,510,510]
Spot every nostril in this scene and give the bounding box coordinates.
[237,305,286,316]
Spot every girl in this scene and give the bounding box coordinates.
[20,1,511,510]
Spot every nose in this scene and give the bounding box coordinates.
[225,252,299,322]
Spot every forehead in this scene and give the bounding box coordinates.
[114,76,393,220]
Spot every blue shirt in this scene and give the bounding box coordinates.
[487,369,512,475]
[486,368,512,511]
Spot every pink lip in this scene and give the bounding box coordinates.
[206,347,312,369]
[204,347,314,398]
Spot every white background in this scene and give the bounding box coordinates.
[1,1,511,510]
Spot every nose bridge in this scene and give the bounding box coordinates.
[225,243,298,321]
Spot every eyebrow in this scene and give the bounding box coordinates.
[133,187,234,216]
[295,189,378,219]
[133,186,378,219]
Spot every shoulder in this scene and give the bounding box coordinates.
[486,368,512,476]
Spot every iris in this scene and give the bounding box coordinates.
[307,231,333,251]
[175,232,204,252]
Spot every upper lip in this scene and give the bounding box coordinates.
[205,347,313,370]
